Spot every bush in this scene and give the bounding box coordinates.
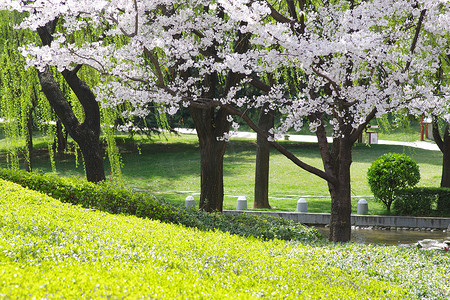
[0,168,321,243]
[367,153,420,213]
[394,187,450,216]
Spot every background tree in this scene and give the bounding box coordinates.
[0,10,127,182]
[0,10,53,172]
[431,54,450,187]
[254,104,274,209]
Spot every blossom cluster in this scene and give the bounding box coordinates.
[1,0,448,134]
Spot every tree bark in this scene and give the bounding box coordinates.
[327,139,353,242]
[432,120,450,188]
[54,120,67,154]
[254,106,274,208]
[441,146,450,188]
[189,106,230,212]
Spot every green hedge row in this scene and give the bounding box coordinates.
[0,168,321,242]
[394,187,450,216]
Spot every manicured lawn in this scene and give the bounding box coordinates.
[116,133,442,214]
[0,131,443,214]
[0,179,448,298]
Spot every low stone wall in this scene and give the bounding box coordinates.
[223,210,450,231]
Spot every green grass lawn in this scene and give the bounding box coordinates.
[0,131,442,215]
[1,179,448,298]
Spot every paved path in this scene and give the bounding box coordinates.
[176,128,440,151]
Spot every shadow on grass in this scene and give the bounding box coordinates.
[279,141,442,166]
[352,143,442,166]
[0,137,442,195]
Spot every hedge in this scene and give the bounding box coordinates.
[394,187,450,216]
[0,168,321,242]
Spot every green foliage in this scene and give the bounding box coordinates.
[367,153,420,211]
[0,179,448,298]
[0,167,320,243]
[394,187,450,216]
[0,11,52,169]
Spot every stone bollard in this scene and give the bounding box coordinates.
[296,198,307,212]
[185,195,195,208]
[357,198,369,214]
[236,196,247,210]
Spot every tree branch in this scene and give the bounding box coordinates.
[349,108,377,143]
[37,66,80,132]
[432,116,445,152]
[403,9,426,72]
[311,66,341,98]
[264,1,293,23]
[222,104,337,184]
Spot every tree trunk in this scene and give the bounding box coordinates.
[432,120,450,188]
[386,201,392,214]
[328,139,353,243]
[189,106,230,212]
[76,130,106,183]
[54,120,67,154]
[441,145,450,188]
[36,21,105,183]
[24,105,33,172]
[254,106,274,208]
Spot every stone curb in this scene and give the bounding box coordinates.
[223,210,450,230]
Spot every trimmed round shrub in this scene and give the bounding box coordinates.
[367,153,420,213]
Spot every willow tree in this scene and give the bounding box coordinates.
[0,10,52,172]
[0,10,124,182]
[430,54,450,187]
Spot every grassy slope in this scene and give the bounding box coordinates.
[0,133,442,214]
[1,179,449,298]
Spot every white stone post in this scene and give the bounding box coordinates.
[357,198,368,214]
[236,196,247,210]
[296,198,307,212]
[185,195,195,208]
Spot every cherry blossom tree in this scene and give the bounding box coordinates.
[217,0,449,241]
[2,0,448,241]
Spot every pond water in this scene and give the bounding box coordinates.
[316,227,450,245]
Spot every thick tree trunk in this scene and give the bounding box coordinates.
[441,146,450,188]
[189,106,229,212]
[328,140,353,243]
[77,130,105,183]
[36,21,105,183]
[254,106,274,208]
[37,67,106,183]
[432,120,450,188]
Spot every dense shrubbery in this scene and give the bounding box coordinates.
[1,179,449,298]
[367,153,420,212]
[0,168,320,242]
[394,187,450,216]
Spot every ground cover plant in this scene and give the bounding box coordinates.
[0,167,320,242]
[0,179,449,298]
